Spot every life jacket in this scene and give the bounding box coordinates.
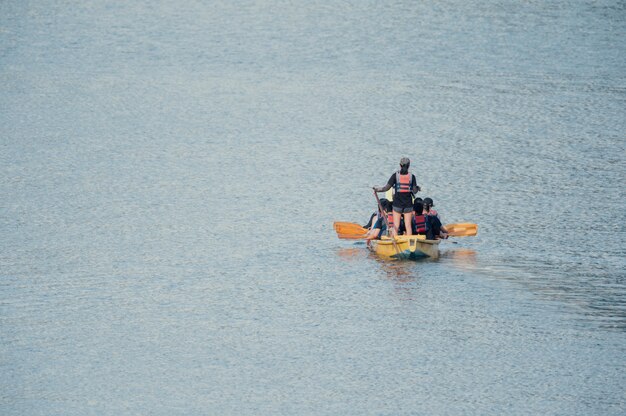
[394,171,414,193]
[424,208,438,217]
[413,214,426,234]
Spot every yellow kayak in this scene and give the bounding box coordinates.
[369,235,440,259]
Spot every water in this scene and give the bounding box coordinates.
[1,1,625,414]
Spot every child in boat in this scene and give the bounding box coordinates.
[373,157,421,236]
[412,199,427,235]
[423,197,448,240]
[363,198,388,229]
[382,200,396,237]
[365,200,394,243]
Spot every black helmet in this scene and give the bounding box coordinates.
[423,197,434,207]
[413,200,424,215]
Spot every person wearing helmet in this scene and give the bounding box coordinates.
[423,197,448,239]
[373,157,421,236]
[412,198,427,235]
[422,198,437,216]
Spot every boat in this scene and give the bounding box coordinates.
[333,220,476,260]
[368,235,441,260]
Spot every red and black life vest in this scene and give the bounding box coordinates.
[425,208,438,217]
[394,171,414,193]
[414,214,426,234]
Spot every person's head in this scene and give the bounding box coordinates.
[423,197,434,210]
[378,198,389,214]
[399,157,410,174]
[384,200,393,213]
[414,197,423,205]
[413,201,423,215]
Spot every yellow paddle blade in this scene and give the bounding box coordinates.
[444,223,478,237]
[337,233,368,240]
[334,222,369,240]
[336,226,368,235]
[334,221,363,229]
[333,222,368,235]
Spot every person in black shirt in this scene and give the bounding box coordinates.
[423,197,448,240]
[373,157,421,236]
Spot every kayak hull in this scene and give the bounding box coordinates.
[369,235,440,259]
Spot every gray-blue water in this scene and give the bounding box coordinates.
[1,1,625,414]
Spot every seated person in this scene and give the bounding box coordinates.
[363,198,388,229]
[412,200,427,235]
[365,200,394,243]
[423,197,448,239]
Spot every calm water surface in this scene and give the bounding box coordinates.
[1,1,625,415]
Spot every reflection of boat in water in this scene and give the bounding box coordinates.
[442,248,477,261]
[368,235,440,260]
[370,253,418,282]
[336,246,368,261]
[441,248,477,269]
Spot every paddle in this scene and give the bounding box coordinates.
[335,222,478,239]
[337,233,369,240]
[444,223,478,237]
[333,222,368,235]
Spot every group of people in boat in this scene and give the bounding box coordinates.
[365,157,448,243]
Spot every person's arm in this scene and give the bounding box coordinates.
[411,174,421,193]
[373,174,395,192]
[439,218,448,238]
[438,213,447,233]
[366,227,381,240]
[373,184,391,192]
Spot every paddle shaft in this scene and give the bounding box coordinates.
[373,190,402,255]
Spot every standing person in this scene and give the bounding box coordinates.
[373,157,421,236]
